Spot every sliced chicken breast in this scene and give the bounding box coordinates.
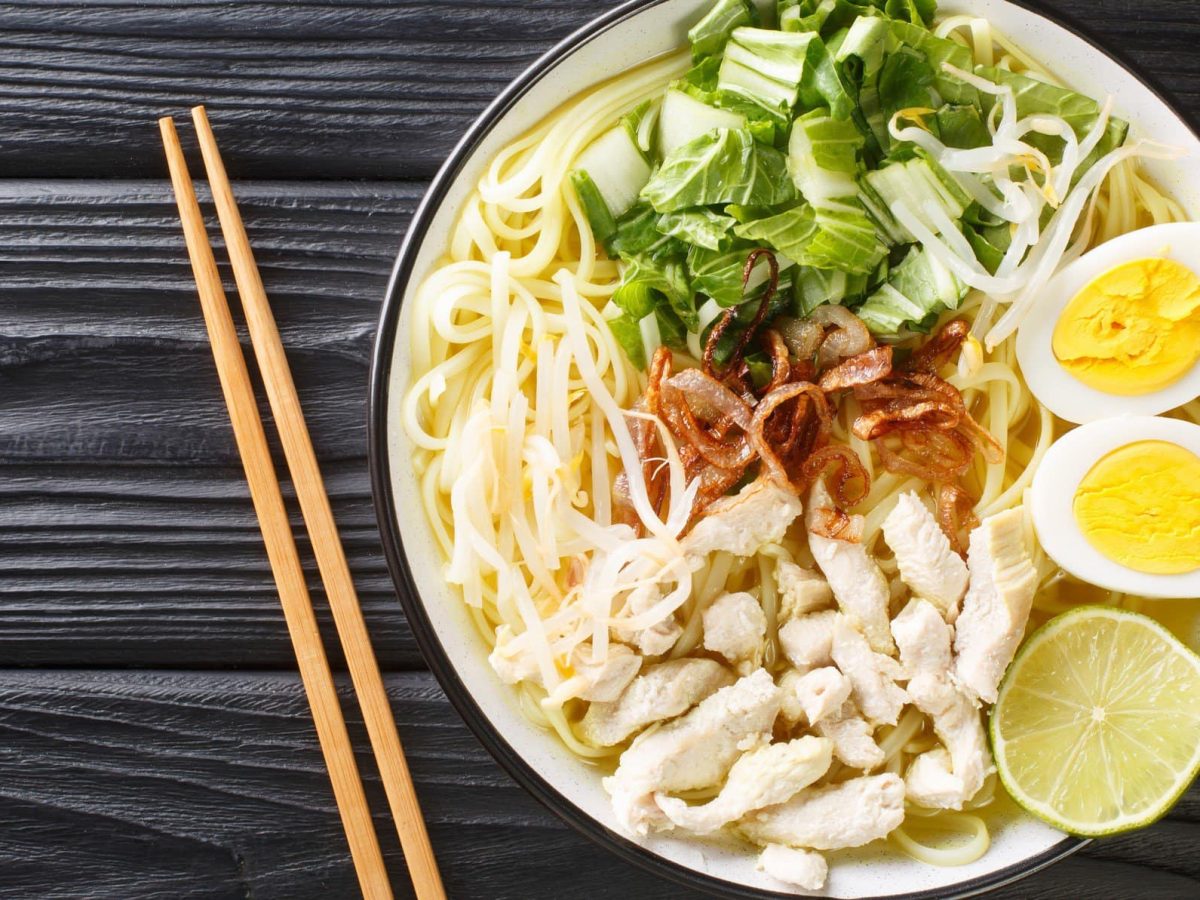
[807,480,894,654]
[579,658,734,747]
[758,845,828,891]
[781,667,852,727]
[953,509,1039,703]
[830,615,907,726]
[774,559,834,620]
[684,479,804,559]
[905,748,967,810]
[616,582,683,657]
[604,669,781,835]
[882,491,969,620]
[778,609,838,673]
[891,598,953,677]
[905,672,993,810]
[703,591,766,672]
[657,736,832,834]
[740,774,906,850]
[893,598,993,809]
[815,700,886,770]
[491,631,639,704]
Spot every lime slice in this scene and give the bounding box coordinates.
[991,606,1200,837]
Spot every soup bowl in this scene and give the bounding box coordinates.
[369,1,1199,895]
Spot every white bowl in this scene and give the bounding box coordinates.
[370,2,1200,896]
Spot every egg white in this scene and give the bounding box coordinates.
[1016,222,1200,425]
[1030,416,1200,599]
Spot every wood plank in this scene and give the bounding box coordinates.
[0,460,425,668]
[0,180,422,667]
[0,177,422,672]
[0,180,414,464]
[0,0,1196,179]
[0,0,599,179]
[0,669,1192,899]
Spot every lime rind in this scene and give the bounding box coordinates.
[990,605,1200,838]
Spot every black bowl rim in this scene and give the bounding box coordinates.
[368,1,1197,896]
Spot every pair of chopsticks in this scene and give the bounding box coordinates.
[159,108,445,900]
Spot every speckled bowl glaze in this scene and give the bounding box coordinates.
[369,2,1200,896]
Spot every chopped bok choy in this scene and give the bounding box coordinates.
[570,125,652,241]
[567,0,1145,367]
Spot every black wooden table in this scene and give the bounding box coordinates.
[1,2,1196,897]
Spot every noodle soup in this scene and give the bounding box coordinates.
[387,0,1200,894]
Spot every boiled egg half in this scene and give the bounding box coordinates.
[1031,416,1200,598]
[1017,222,1200,424]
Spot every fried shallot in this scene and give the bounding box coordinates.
[812,304,873,369]
[818,346,893,392]
[935,481,980,556]
[703,249,780,379]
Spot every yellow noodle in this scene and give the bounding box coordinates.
[399,20,1195,874]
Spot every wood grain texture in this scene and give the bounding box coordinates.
[0,180,412,464]
[0,670,693,900]
[0,670,1193,900]
[190,106,442,897]
[2,0,1199,896]
[0,0,1197,179]
[0,460,422,668]
[0,181,423,668]
[159,116,396,898]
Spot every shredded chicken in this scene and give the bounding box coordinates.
[807,480,895,654]
[492,631,639,704]
[883,491,970,620]
[580,659,734,747]
[604,669,781,835]
[757,845,828,891]
[684,479,804,559]
[616,582,683,657]
[740,773,906,850]
[905,748,968,810]
[781,667,852,727]
[815,700,886,770]
[953,509,1039,703]
[893,599,993,809]
[703,591,766,673]
[891,598,953,677]
[903,674,993,810]
[657,736,832,834]
[830,615,907,726]
[778,609,838,673]
[774,559,834,620]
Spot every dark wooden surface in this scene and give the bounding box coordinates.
[0,1,1196,897]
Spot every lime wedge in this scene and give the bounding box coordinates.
[991,606,1200,837]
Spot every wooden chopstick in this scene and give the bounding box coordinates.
[188,106,446,900]
[158,115,394,900]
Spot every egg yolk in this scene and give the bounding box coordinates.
[1073,440,1200,575]
[1052,257,1200,395]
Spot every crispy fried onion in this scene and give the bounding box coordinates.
[761,329,794,394]
[908,318,970,375]
[704,249,780,379]
[618,349,758,521]
[773,315,824,361]
[748,382,833,494]
[812,304,873,369]
[804,444,871,541]
[818,345,893,392]
[615,254,878,529]
[840,321,1002,547]
[661,370,755,471]
[935,481,979,557]
[855,372,1002,476]
[775,305,875,370]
